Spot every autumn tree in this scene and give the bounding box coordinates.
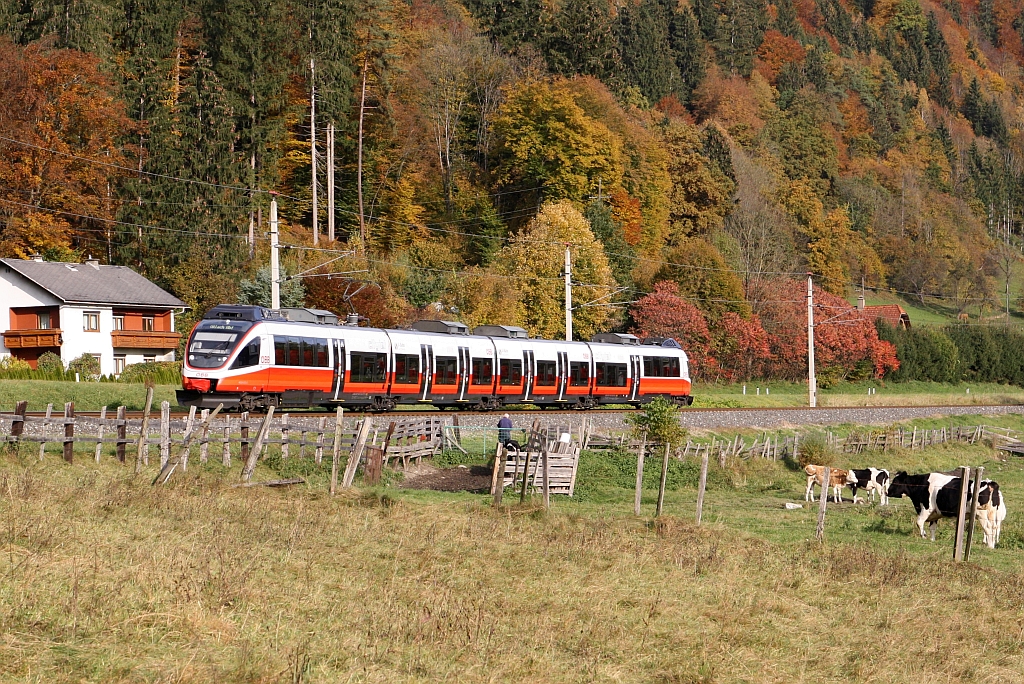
[629,280,713,376]
[655,238,749,318]
[498,201,616,340]
[492,80,622,210]
[0,39,130,259]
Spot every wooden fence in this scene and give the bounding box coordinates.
[1,399,446,486]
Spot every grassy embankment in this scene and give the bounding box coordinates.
[2,413,1024,681]
[4,378,1024,413]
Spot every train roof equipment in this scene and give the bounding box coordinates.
[472,324,529,339]
[591,333,640,345]
[410,320,469,335]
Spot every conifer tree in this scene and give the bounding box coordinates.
[615,0,680,103]
[668,6,706,104]
[925,12,952,107]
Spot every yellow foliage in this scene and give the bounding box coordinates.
[497,201,616,340]
[782,180,851,294]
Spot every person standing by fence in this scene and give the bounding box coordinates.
[497,413,516,449]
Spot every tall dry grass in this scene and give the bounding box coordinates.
[1,452,1023,682]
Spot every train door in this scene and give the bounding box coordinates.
[556,351,568,401]
[420,344,433,401]
[457,346,470,401]
[629,354,642,402]
[522,350,534,401]
[331,339,346,400]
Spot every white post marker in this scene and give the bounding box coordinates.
[807,274,817,408]
[564,244,572,341]
[270,198,280,310]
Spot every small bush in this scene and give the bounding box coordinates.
[796,432,836,468]
[68,353,101,378]
[0,356,31,371]
[625,396,687,446]
[36,352,65,374]
[118,361,181,384]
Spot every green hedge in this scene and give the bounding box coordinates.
[117,361,182,384]
[878,321,1024,385]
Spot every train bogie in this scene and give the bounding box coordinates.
[177,306,692,411]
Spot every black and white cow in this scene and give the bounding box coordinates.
[889,472,1007,548]
[887,471,963,541]
[976,480,1008,549]
[846,468,890,505]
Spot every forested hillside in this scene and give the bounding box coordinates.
[3,0,1024,381]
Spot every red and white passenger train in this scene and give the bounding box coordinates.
[177,305,692,411]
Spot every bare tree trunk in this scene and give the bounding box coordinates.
[357,60,368,251]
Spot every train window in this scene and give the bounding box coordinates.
[434,356,458,385]
[535,360,557,386]
[499,359,522,385]
[273,336,329,367]
[643,356,680,377]
[350,352,387,383]
[595,362,627,387]
[232,339,261,369]
[188,319,251,368]
[471,357,493,385]
[394,354,420,384]
[569,361,589,386]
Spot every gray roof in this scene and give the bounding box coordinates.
[2,259,186,308]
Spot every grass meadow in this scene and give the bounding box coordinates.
[2,414,1024,682]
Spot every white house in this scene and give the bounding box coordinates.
[1,256,187,376]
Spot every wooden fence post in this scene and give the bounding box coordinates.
[330,408,343,496]
[342,418,372,488]
[634,432,647,516]
[180,405,197,472]
[240,406,275,482]
[519,450,533,504]
[116,406,127,463]
[657,442,670,517]
[281,413,290,459]
[222,415,232,467]
[696,448,709,526]
[239,412,250,465]
[62,402,74,463]
[10,401,27,442]
[314,416,327,464]
[815,466,830,541]
[542,447,550,510]
[94,406,107,463]
[491,442,507,506]
[199,409,210,463]
[39,403,52,460]
[136,386,154,472]
[953,466,971,562]
[159,401,170,468]
[964,466,985,562]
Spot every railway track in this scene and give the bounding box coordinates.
[14,403,1024,419]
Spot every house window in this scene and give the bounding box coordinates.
[83,312,99,332]
[114,356,126,376]
[142,316,155,332]
[113,315,124,331]
[143,355,156,364]
[37,312,50,329]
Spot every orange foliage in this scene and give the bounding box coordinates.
[655,94,692,121]
[692,71,765,145]
[0,38,131,258]
[795,0,822,33]
[756,30,807,83]
[610,189,643,246]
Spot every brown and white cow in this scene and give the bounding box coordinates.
[805,464,849,504]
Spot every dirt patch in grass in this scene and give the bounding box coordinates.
[397,462,493,492]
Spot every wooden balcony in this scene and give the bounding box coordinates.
[2,329,62,349]
[111,330,181,350]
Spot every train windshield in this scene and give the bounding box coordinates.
[187,319,253,368]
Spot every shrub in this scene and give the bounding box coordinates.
[68,353,101,378]
[625,396,687,446]
[877,321,961,383]
[118,361,181,384]
[796,432,836,468]
[0,355,31,371]
[36,352,64,374]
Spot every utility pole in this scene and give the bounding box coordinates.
[310,58,318,246]
[270,198,280,310]
[565,245,573,341]
[327,122,335,242]
[807,274,816,408]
